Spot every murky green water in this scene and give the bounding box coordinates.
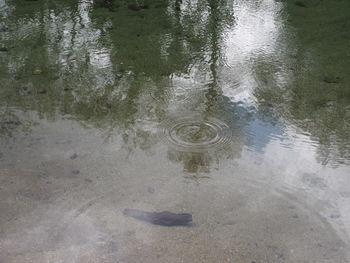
[1,0,350,262]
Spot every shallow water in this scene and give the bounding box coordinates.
[1,0,350,262]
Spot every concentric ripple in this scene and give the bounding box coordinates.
[159,115,232,152]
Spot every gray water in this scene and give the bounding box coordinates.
[1,0,350,262]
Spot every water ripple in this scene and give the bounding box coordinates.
[159,114,232,152]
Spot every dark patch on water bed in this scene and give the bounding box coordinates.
[72,170,80,175]
[0,120,21,126]
[295,1,307,7]
[323,76,341,84]
[38,90,47,94]
[127,3,149,11]
[93,0,151,12]
[70,153,78,160]
[94,0,119,11]
[123,209,192,226]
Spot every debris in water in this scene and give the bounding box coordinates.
[123,209,192,226]
[323,76,340,83]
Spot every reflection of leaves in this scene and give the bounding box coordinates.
[167,150,212,174]
[0,0,237,150]
[256,80,350,166]
[254,0,350,166]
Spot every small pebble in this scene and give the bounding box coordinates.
[70,153,78,160]
[330,214,340,219]
[72,170,80,175]
[0,152,3,159]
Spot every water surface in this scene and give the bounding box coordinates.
[1,0,350,262]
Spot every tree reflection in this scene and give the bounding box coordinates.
[253,0,350,166]
[0,0,314,171]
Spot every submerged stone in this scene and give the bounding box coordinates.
[123,209,192,226]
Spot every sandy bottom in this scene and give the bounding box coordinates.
[1,119,349,263]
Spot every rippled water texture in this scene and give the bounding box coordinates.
[1,0,350,262]
[160,114,232,152]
